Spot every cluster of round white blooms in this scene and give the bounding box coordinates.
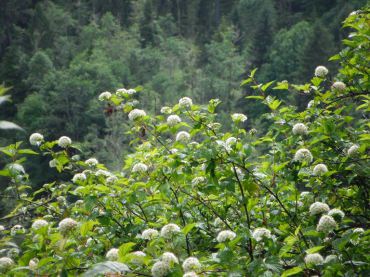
[300,191,311,199]
[141,228,159,240]
[58,218,77,234]
[328,209,345,220]
[95,169,112,177]
[58,136,72,148]
[317,215,337,233]
[29,133,44,146]
[11,224,25,235]
[128,109,146,121]
[31,219,48,230]
[72,172,86,183]
[182,257,201,273]
[131,251,146,264]
[9,163,25,175]
[0,225,4,232]
[324,255,338,264]
[294,148,313,163]
[307,100,315,109]
[314,66,329,78]
[252,227,272,242]
[191,176,206,186]
[167,115,182,126]
[183,272,198,277]
[28,258,39,271]
[85,158,98,167]
[116,88,136,96]
[353,227,364,234]
[179,97,193,108]
[98,91,112,101]
[106,248,119,261]
[160,223,181,238]
[132,162,148,173]
[347,144,359,157]
[216,230,236,243]
[231,113,247,123]
[332,81,346,92]
[106,176,118,184]
[225,137,237,146]
[309,202,330,215]
[0,257,14,270]
[49,159,57,168]
[305,253,324,265]
[313,163,328,176]
[162,252,179,265]
[292,123,308,135]
[176,131,190,142]
[151,261,170,277]
[160,106,172,114]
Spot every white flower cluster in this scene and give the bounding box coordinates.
[226,137,237,146]
[347,144,359,157]
[29,133,44,146]
[216,230,236,243]
[316,215,337,233]
[11,224,25,235]
[98,91,112,101]
[131,251,146,263]
[300,191,311,199]
[292,123,308,135]
[151,261,170,277]
[141,228,159,240]
[128,109,146,121]
[95,169,112,177]
[106,176,118,184]
[332,81,346,92]
[0,225,4,231]
[252,227,272,242]
[313,163,328,176]
[309,202,330,215]
[116,88,136,97]
[132,162,148,173]
[182,257,201,273]
[58,136,72,148]
[160,223,181,238]
[167,115,182,126]
[49,159,57,168]
[72,173,86,183]
[305,253,324,265]
[179,97,193,108]
[0,257,14,270]
[106,248,119,261]
[192,177,206,186]
[85,158,98,167]
[231,113,247,123]
[58,218,77,234]
[324,254,338,264]
[328,208,345,220]
[160,106,172,114]
[28,258,39,271]
[176,131,190,142]
[294,148,313,163]
[31,219,48,230]
[9,164,25,175]
[162,252,179,265]
[314,66,329,78]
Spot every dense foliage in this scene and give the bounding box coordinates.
[0,1,367,169]
[0,8,369,277]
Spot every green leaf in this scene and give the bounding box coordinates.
[18,149,39,155]
[80,221,98,236]
[182,223,196,235]
[306,245,325,254]
[261,81,275,92]
[281,266,303,277]
[118,242,136,258]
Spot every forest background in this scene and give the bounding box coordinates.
[0,0,367,216]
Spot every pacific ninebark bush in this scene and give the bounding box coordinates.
[0,9,369,277]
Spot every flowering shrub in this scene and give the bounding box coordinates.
[0,10,369,277]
